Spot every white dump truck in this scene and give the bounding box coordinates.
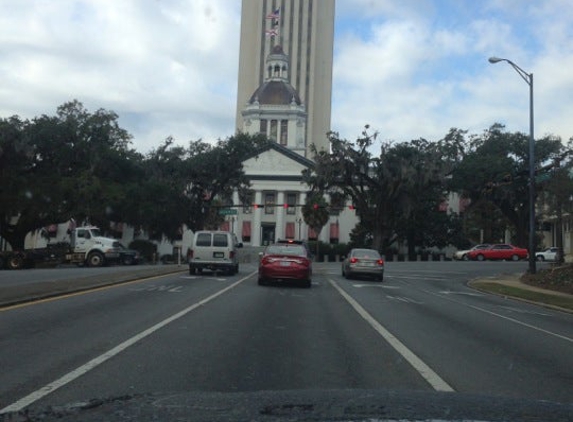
[0,226,121,269]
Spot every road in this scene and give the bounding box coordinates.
[1,261,572,416]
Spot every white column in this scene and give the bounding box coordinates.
[252,190,262,247]
[275,191,285,242]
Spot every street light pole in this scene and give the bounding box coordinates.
[489,56,536,274]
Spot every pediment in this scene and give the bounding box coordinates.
[243,147,311,177]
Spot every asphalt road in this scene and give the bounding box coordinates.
[1,261,572,417]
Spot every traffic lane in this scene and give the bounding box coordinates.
[26,271,433,410]
[385,262,573,338]
[0,268,255,409]
[331,272,573,403]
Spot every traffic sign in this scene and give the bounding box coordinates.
[218,208,238,215]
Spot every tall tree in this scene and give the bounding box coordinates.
[304,128,452,251]
[130,133,268,240]
[0,101,136,249]
[450,124,569,248]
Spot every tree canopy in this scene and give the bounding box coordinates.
[0,101,267,249]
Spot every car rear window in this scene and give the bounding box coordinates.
[266,245,306,256]
[353,249,381,259]
[213,233,228,247]
[196,233,212,247]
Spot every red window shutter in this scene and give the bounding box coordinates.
[242,221,251,237]
[285,222,295,239]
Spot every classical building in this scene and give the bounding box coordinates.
[227,0,345,247]
[236,0,335,156]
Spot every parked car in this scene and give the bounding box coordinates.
[535,247,559,262]
[341,248,385,281]
[453,244,491,261]
[258,243,312,288]
[118,244,140,265]
[466,244,528,261]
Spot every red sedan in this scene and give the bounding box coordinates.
[467,244,528,261]
[258,243,312,288]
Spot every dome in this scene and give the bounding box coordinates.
[248,81,302,106]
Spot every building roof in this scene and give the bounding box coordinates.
[248,81,302,106]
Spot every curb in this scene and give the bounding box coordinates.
[467,277,573,314]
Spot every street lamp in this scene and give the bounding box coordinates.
[489,56,536,274]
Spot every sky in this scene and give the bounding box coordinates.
[1,0,572,153]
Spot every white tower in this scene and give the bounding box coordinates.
[241,45,307,156]
[236,0,335,155]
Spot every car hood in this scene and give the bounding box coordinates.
[4,389,571,422]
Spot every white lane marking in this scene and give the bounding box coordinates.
[328,278,454,392]
[386,295,424,305]
[439,291,484,297]
[352,284,400,289]
[498,306,552,316]
[398,280,573,344]
[0,272,256,414]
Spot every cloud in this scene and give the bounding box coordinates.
[0,0,241,153]
[332,0,573,144]
[1,0,572,155]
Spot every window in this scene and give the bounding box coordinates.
[308,227,317,240]
[329,223,339,244]
[286,193,297,214]
[280,120,288,145]
[260,119,267,135]
[265,192,275,214]
[285,222,295,239]
[242,221,251,243]
[196,233,211,247]
[213,233,228,247]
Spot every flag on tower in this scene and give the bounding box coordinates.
[266,7,280,20]
[265,28,279,38]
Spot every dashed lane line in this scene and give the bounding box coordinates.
[328,278,455,393]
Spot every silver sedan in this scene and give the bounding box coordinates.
[342,248,384,281]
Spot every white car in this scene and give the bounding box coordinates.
[453,244,490,261]
[535,247,559,262]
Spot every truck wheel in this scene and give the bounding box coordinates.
[8,254,24,270]
[87,252,105,267]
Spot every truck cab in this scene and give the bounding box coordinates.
[68,226,120,267]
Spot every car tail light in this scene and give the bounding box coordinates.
[377,259,384,266]
[350,257,359,263]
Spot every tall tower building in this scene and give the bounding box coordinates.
[236,0,335,156]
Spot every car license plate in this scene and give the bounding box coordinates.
[213,252,224,258]
[280,261,291,266]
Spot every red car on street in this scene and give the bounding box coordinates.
[466,244,528,261]
[258,243,312,288]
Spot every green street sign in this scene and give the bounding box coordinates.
[218,208,238,215]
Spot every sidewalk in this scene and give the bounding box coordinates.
[469,273,573,313]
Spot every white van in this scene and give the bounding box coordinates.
[188,231,242,275]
